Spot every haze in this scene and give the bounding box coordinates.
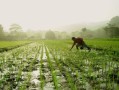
[0,0,119,31]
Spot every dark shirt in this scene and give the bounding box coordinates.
[70,37,84,50]
[73,37,84,45]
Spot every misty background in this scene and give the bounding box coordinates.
[0,0,119,40]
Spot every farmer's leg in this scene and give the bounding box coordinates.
[76,43,84,50]
[76,44,79,50]
[80,45,84,50]
[83,42,91,51]
[77,44,84,50]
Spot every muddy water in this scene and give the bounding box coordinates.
[1,42,118,90]
[42,45,55,90]
[45,47,70,89]
[29,44,42,89]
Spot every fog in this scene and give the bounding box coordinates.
[0,0,119,40]
[0,0,119,31]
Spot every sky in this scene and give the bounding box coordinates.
[0,0,119,31]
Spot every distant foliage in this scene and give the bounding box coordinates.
[104,16,119,38]
[80,28,93,38]
[0,24,5,40]
[109,16,119,27]
[45,30,56,39]
[8,24,26,40]
[104,24,119,38]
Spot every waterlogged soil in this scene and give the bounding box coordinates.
[0,43,67,90]
[0,42,119,90]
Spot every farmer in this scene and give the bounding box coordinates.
[70,37,91,51]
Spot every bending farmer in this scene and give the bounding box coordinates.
[70,37,91,51]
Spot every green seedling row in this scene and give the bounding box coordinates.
[0,39,119,90]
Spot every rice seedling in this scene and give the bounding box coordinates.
[0,39,119,89]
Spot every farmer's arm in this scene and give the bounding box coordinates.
[70,42,76,50]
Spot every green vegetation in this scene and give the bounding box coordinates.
[86,39,119,51]
[65,38,119,52]
[0,41,31,48]
[0,41,32,52]
[0,39,119,90]
[0,16,119,40]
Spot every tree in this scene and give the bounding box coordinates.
[103,16,119,38]
[45,30,56,39]
[0,24,4,40]
[109,16,119,27]
[80,27,93,38]
[104,24,119,38]
[9,24,26,40]
[82,27,87,32]
[9,24,22,35]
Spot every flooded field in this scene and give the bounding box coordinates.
[0,41,119,90]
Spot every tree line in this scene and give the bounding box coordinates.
[0,24,70,40]
[70,16,119,38]
[0,16,119,41]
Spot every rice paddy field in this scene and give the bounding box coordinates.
[0,41,32,52]
[0,39,119,90]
